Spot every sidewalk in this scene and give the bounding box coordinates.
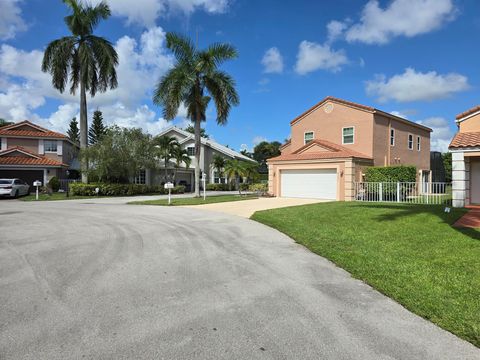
[453,206,480,228]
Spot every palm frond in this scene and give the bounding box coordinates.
[203,70,239,124]
[166,32,196,64]
[87,35,119,92]
[198,43,237,71]
[41,36,77,93]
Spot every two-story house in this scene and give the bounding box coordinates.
[267,97,432,200]
[136,126,255,190]
[449,105,480,207]
[0,121,78,187]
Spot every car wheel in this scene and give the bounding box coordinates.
[13,190,19,199]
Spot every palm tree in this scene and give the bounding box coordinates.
[224,159,247,195]
[154,135,179,182]
[212,154,226,184]
[172,146,191,184]
[42,0,118,183]
[153,33,239,197]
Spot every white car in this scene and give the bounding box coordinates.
[0,178,31,198]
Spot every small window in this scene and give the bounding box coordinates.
[44,140,57,152]
[390,129,395,146]
[417,136,421,151]
[134,170,146,184]
[213,171,225,184]
[342,127,354,144]
[187,146,195,156]
[304,132,314,144]
[408,134,413,150]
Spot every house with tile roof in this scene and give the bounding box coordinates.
[0,121,79,187]
[449,105,480,207]
[267,96,432,201]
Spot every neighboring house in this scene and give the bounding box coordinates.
[0,121,78,187]
[138,126,255,190]
[449,105,480,207]
[267,96,432,200]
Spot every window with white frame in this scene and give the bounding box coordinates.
[342,127,354,144]
[44,140,57,152]
[390,129,395,146]
[417,136,421,151]
[187,146,195,156]
[213,171,225,184]
[134,169,146,184]
[304,131,314,144]
[408,134,413,150]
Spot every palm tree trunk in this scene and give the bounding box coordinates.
[164,157,168,182]
[80,79,88,183]
[194,116,201,197]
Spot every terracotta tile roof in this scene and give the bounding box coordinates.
[0,147,68,167]
[449,132,480,149]
[0,120,67,139]
[279,139,291,149]
[456,105,480,120]
[269,139,372,162]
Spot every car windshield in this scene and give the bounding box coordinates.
[0,180,12,184]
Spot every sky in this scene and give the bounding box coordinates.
[0,0,479,153]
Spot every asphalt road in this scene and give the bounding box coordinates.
[0,200,478,359]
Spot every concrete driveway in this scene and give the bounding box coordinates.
[0,201,478,359]
[182,197,326,217]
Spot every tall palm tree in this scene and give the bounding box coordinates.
[42,0,118,183]
[224,159,247,195]
[212,154,226,184]
[172,147,191,184]
[153,33,239,197]
[154,135,179,182]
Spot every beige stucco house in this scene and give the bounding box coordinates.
[449,105,480,207]
[268,97,432,200]
[0,121,78,186]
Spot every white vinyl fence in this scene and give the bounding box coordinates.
[354,182,451,205]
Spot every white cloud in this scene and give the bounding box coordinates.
[326,20,348,43]
[390,110,409,119]
[366,68,470,103]
[294,41,348,75]
[344,0,456,44]
[90,0,229,27]
[261,47,284,74]
[0,0,27,40]
[416,117,453,152]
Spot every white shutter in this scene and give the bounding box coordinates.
[0,138,6,151]
[38,139,44,154]
[57,140,63,155]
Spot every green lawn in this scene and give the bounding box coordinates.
[251,202,480,347]
[129,194,257,206]
[20,193,94,201]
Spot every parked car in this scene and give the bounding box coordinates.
[0,178,30,198]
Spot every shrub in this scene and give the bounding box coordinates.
[248,183,268,193]
[48,176,60,192]
[365,166,417,183]
[70,183,185,197]
[239,183,250,191]
[206,183,230,191]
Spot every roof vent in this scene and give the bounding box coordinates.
[324,103,334,114]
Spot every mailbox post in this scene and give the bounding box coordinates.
[33,180,42,200]
[202,174,206,200]
[164,182,174,205]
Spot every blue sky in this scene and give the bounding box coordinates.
[0,0,478,152]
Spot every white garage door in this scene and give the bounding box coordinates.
[471,161,480,204]
[281,169,337,199]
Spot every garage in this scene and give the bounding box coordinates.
[280,169,337,199]
[0,169,43,188]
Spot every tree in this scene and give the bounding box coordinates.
[240,149,253,158]
[0,119,14,128]
[154,135,179,182]
[89,110,106,144]
[224,159,248,194]
[153,32,239,197]
[184,124,209,139]
[67,117,80,143]
[442,152,452,183]
[253,141,281,163]
[80,126,157,183]
[42,0,118,183]
[172,146,191,183]
[212,154,226,183]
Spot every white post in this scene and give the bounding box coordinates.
[379,183,383,202]
[36,185,39,201]
[168,188,171,205]
[396,182,400,203]
[202,175,206,200]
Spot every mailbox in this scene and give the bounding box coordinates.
[164,182,174,189]
[33,180,42,187]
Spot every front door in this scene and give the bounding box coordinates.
[471,161,480,204]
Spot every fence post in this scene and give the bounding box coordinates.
[396,182,400,203]
[379,183,383,202]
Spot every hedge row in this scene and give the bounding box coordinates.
[365,165,417,183]
[206,183,230,191]
[70,183,185,196]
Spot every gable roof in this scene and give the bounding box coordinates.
[0,120,68,139]
[449,132,480,149]
[156,126,256,162]
[289,96,432,132]
[456,105,480,121]
[0,146,68,167]
[268,139,372,162]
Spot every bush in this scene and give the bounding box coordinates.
[206,183,230,191]
[248,183,268,193]
[239,183,250,191]
[48,176,60,192]
[70,183,185,197]
[365,165,416,183]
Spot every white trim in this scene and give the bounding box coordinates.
[456,109,480,123]
[38,139,44,155]
[304,131,314,145]
[407,133,414,150]
[342,126,355,145]
[450,147,480,153]
[0,147,42,159]
[416,136,421,151]
[0,137,6,151]
[390,128,395,147]
[57,140,63,156]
